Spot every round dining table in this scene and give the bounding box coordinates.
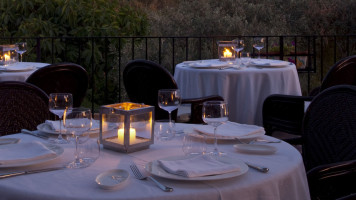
[0,123,310,200]
[174,59,302,126]
[0,62,49,82]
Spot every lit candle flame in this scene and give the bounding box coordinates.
[4,54,10,61]
[223,49,233,58]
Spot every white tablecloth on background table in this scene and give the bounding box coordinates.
[174,59,302,126]
[0,62,49,81]
[0,123,310,200]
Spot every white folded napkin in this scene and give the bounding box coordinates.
[194,121,264,138]
[45,119,100,132]
[0,141,57,166]
[158,155,240,178]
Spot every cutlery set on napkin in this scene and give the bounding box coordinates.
[158,155,241,178]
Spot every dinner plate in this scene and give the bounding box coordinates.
[0,65,36,72]
[233,144,277,155]
[250,59,290,68]
[0,143,64,168]
[183,127,265,141]
[145,155,248,181]
[0,138,20,145]
[96,169,129,190]
[37,122,104,135]
[185,60,233,69]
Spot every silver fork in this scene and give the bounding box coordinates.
[130,164,173,192]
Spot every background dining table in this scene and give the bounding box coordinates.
[0,123,310,200]
[174,59,302,126]
[0,62,49,82]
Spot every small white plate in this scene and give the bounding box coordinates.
[0,138,20,145]
[233,144,277,155]
[96,169,129,190]
[145,155,248,181]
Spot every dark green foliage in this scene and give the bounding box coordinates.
[0,0,148,110]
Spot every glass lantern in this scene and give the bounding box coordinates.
[218,41,235,61]
[99,102,155,153]
[0,45,19,66]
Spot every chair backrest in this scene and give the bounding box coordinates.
[0,81,50,136]
[320,55,356,92]
[307,159,356,200]
[302,85,356,171]
[123,59,178,120]
[26,62,89,107]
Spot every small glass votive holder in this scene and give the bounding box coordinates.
[78,138,100,166]
[182,134,207,156]
[239,52,251,68]
[154,120,176,141]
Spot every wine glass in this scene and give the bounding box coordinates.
[48,93,73,144]
[15,42,27,62]
[232,39,244,64]
[253,37,265,60]
[158,89,181,130]
[64,107,92,169]
[202,101,228,156]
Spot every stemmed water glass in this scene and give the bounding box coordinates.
[158,89,181,130]
[202,101,229,156]
[253,37,265,60]
[232,39,244,58]
[64,107,92,169]
[15,42,27,62]
[48,93,73,144]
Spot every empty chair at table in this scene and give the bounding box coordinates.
[262,55,356,145]
[0,81,50,136]
[307,159,356,200]
[26,62,89,107]
[302,85,356,171]
[123,59,224,124]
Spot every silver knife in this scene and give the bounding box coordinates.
[245,162,269,173]
[0,166,65,179]
[21,129,48,139]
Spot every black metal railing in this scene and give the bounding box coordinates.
[1,35,355,112]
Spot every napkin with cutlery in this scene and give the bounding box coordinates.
[45,119,100,132]
[194,121,264,138]
[158,155,240,178]
[0,141,57,166]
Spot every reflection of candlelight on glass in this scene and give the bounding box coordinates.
[118,128,136,144]
[223,49,233,58]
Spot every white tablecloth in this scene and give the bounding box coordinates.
[0,123,310,200]
[174,59,302,125]
[0,62,49,81]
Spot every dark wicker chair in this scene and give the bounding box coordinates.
[262,55,356,144]
[0,81,50,136]
[123,59,224,124]
[302,85,356,171]
[26,62,89,107]
[307,159,356,200]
